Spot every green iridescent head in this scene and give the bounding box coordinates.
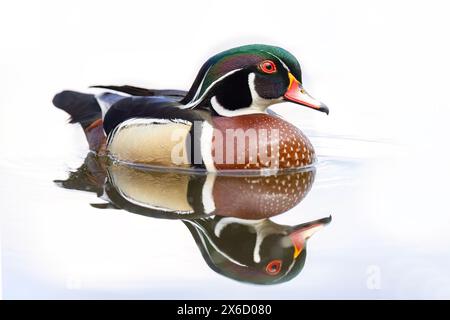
[182,44,328,116]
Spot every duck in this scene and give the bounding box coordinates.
[53,44,328,172]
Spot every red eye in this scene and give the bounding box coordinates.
[260,60,277,74]
[265,259,282,275]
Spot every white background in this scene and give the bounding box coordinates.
[1,0,450,299]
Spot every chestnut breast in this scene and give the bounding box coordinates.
[210,114,315,170]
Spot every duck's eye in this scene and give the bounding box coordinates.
[265,259,282,275]
[260,60,277,74]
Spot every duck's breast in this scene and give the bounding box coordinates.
[210,114,315,170]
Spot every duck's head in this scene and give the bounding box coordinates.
[181,44,328,116]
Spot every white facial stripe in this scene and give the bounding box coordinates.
[277,258,297,281]
[192,65,212,102]
[184,68,243,109]
[262,50,290,73]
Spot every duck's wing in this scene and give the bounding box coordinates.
[90,85,187,101]
[103,96,206,135]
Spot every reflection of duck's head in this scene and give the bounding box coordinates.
[185,215,331,285]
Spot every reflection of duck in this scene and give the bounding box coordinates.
[56,154,330,284]
[185,216,330,285]
[53,44,328,171]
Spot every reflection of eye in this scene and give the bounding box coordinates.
[260,60,277,74]
[265,259,282,275]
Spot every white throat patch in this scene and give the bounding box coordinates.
[248,73,283,111]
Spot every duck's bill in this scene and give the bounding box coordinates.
[289,215,332,258]
[284,73,329,114]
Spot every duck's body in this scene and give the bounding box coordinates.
[53,44,328,172]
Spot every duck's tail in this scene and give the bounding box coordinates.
[52,86,187,152]
[52,90,106,153]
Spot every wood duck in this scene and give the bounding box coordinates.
[55,154,331,284]
[53,44,328,172]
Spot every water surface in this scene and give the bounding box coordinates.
[1,113,449,299]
